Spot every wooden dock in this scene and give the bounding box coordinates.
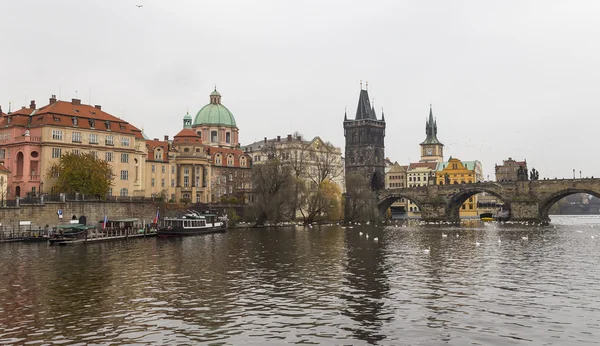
[50,228,156,246]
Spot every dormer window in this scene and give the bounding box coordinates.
[53,115,60,122]
[119,124,126,130]
[72,117,78,126]
[105,121,111,130]
[89,119,95,128]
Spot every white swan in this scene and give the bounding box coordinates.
[366,234,369,239]
[423,246,430,254]
[498,239,501,244]
[456,234,460,238]
[522,235,529,240]
[475,241,480,247]
[442,233,448,238]
[373,237,379,242]
[359,231,363,236]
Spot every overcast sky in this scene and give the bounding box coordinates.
[2,0,599,180]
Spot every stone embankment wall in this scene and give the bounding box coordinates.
[0,201,164,230]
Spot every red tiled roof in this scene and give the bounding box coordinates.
[173,128,202,144]
[146,139,169,161]
[409,162,437,170]
[2,100,143,139]
[401,165,409,171]
[0,163,9,172]
[205,146,252,168]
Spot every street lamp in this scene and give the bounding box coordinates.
[573,169,576,179]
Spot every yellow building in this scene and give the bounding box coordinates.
[436,157,483,218]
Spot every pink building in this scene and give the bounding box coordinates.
[0,101,43,198]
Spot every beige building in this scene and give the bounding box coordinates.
[243,134,344,192]
[1,96,147,198]
[385,160,408,217]
[495,157,527,182]
[406,162,437,217]
[0,164,9,205]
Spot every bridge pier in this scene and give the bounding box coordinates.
[420,202,457,223]
[508,200,546,223]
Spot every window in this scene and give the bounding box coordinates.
[155,150,162,160]
[211,131,217,142]
[105,152,113,162]
[89,133,98,144]
[72,117,78,126]
[162,165,166,173]
[228,185,233,194]
[52,130,63,140]
[240,156,246,167]
[90,151,97,158]
[51,166,60,178]
[89,119,95,128]
[152,165,155,173]
[52,148,62,158]
[228,174,233,182]
[105,135,114,145]
[72,132,81,142]
[184,176,189,187]
[120,188,128,196]
[171,179,175,187]
[171,166,175,174]
[215,154,222,165]
[120,170,129,180]
[121,153,129,163]
[122,137,130,146]
[105,121,111,130]
[227,155,234,166]
[161,178,165,187]
[151,178,155,187]
[226,132,231,143]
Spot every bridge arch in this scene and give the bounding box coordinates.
[539,188,600,221]
[446,187,512,221]
[377,192,424,218]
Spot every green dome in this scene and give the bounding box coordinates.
[194,104,236,126]
[183,112,192,120]
[193,89,236,127]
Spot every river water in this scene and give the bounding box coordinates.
[1,216,599,345]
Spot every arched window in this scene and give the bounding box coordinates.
[215,154,222,165]
[240,156,246,167]
[227,155,234,166]
[154,149,162,160]
[184,148,190,152]
[226,132,231,143]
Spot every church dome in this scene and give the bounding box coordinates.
[193,88,236,127]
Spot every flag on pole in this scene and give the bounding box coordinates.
[153,209,160,224]
[102,215,108,229]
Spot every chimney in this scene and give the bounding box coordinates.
[287,134,292,141]
[297,135,302,141]
[264,137,267,143]
[277,135,281,142]
[164,135,169,141]
[71,98,81,105]
[49,95,57,104]
[94,105,102,110]
[30,100,36,109]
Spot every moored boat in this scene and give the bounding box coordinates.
[157,210,227,237]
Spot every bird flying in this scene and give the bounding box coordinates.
[136,4,143,7]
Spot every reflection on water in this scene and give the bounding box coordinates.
[1,215,600,345]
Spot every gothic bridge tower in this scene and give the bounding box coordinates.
[344,86,386,191]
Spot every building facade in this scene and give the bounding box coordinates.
[0,96,146,199]
[436,157,483,217]
[385,161,408,216]
[343,87,386,191]
[419,105,444,163]
[192,89,239,148]
[495,158,527,182]
[406,162,437,217]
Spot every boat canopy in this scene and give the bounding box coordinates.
[56,224,96,230]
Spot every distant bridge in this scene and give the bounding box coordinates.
[377,179,600,223]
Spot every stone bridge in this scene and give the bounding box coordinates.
[377,178,600,222]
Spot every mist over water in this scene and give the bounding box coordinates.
[1,215,599,345]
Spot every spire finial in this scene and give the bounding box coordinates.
[366,81,368,90]
[360,80,363,89]
[214,84,217,91]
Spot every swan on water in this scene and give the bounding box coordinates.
[423,246,431,254]
[442,233,448,238]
